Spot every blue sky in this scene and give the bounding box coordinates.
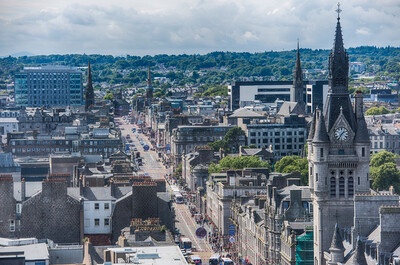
[0,0,399,56]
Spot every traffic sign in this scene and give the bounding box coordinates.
[195,227,207,239]
[228,224,235,236]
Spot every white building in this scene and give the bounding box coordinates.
[0,117,18,135]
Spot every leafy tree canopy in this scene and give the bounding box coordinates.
[370,162,400,192]
[370,150,397,167]
[224,127,245,154]
[103,92,114,100]
[274,156,309,185]
[365,106,390,116]
[208,156,270,174]
[208,140,227,152]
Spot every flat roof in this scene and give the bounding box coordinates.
[0,243,49,260]
[105,245,188,265]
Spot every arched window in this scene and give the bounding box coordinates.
[339,177,345,197]
[348,177,354,197]
[330,177,336,197]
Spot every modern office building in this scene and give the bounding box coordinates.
[14,66,84,107]
[229,80,328,113]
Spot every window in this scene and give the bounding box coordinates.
[9,220,15,232]
[320,148,324,157]
[95,203,99,210]
[316,173,319,182]
[95,219,100,226]
[348,177,354,197]
[104,203,110,210]
[339,177,345,197]
[16,204,22,214]
[362,147,365,157]
[330,177,336,197]
[104,218,110,226]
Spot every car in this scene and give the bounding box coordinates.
[133,147,138,151]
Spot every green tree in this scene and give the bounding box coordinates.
[224,127,245,154]
[104,92,114,100]
[208,156,270,174]
[208,140,227,152]
[275,156,309,185]
[370,150,397,167]
[365,106,390,116]
[370,163,400,192]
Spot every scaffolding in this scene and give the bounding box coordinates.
[295,228,313,265]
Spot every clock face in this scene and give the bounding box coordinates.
[335,127,349,141]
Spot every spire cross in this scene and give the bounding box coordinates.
[336,3,342,20]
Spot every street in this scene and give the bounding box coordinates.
[116,116,215,263]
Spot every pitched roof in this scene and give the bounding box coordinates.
[230,108,264,118]
[313,110,330,142]
[353,237,368,265]
[277,101,306,116]
[330,223,345,250]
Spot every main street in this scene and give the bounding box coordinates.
[116,116,214,262]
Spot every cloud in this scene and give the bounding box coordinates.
[0,0,399,56]
[356,27,370,36]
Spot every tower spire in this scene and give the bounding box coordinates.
[145,66,153,106]
[85,60,94,111]
[329,2,348,93]
[293,39,304,105]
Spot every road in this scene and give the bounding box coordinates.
[116,116,214,262]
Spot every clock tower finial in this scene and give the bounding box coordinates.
[336,2,342,20]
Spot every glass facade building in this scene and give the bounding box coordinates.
[14,66,84,107]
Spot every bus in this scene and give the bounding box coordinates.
[208,254,221,265]
[175,193,184,204]
[179,237,192,254]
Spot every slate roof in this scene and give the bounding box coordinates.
[229,108,264,118]
[353,237,368,265]
[68,186,132,201]
[330,223,345,251]
[277,101,306,116]
[313,110,330,142]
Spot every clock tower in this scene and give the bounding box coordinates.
[307,4,370,265]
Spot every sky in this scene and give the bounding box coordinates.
[0,0,399,57]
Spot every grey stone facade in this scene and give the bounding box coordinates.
[0,175,17,238]
[20,178,81,243]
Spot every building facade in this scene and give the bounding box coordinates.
[243,114,307,160]
[229,80,328,113]
[14,66,84,107]
[307,10,370,265]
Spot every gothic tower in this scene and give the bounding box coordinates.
[145,66,153,106]
[307,5,370,265]
[85,61,94,111]
[292,40,304,106]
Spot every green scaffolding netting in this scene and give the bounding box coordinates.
[295,230,313,265]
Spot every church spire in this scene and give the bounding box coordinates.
[328,2,349,93]
[85,60,94,111]
[145,66,153,106]
[323,3,356,132]
[293,39,304,105]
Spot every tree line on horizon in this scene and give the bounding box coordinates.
[0,46,399,91]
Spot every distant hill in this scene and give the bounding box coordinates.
[0,46,399,87]
[1,51,35,58]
